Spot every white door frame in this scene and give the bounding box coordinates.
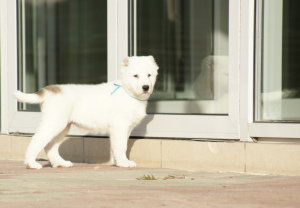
[248,0,300,140]
[1,0,18,134]
[1,0,241,139]
[0,0,257,141]
[0,0,118,135]
[119,0,241,139]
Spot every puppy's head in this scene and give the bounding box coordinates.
[120,56,159,99]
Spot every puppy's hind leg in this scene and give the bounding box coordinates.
[44,124,73,168]
[25,120,69,169]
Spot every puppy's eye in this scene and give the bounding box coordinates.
[133,75,139,78]
[148,74,151,77]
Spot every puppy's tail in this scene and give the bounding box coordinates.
[13,91,44,104]
[14,85,62,104]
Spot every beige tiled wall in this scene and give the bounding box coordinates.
[246,143,300,175]
[128,139,162,167]
[0,136,11,159]
[1,135,300,176]
[161,140,245,172]
[0,135,47,160]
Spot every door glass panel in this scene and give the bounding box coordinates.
[256,0,300,121]
[134,0,229,114]
[17,0,107,111]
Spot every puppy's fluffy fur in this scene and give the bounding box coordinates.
[14,56,159,169]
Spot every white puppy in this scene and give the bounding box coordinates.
[14,56,159,169]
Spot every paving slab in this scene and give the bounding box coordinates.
[1,160,300,208]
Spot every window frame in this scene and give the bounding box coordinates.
[4,0,291,142]
[121,0,240,139]
[1,0,117,135]
[1,0,241,139]
[248,0,300,139]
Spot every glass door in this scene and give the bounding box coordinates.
[2,0,240,139]
[3,0,110,135]
[128,0,240,139]
[250,0,300,139]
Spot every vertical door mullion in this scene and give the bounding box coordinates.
[107,0,118,82]
[240,0,255,142]
[116,0,129,79]
[0,0,9,134]
[5,0,18,134]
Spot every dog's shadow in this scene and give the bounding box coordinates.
[125,114,155,159]
[58,115,154,165]
[59,137,110,164]
[58,136,139,165]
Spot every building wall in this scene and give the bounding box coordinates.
[1,134,300,176]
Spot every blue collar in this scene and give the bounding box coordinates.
[111,83,149,101]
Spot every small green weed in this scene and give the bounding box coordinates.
[160,175,186,180]
[137,174,187,180]
[137,174,157,180]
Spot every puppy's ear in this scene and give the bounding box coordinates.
[148,56,159,70]
[123,57,130,67]
[120,57,130,76]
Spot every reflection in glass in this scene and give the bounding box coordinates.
[18,0,107,111]
[256,0,300,121]
[135,0,229,114]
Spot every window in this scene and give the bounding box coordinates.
[1,0,109,134]
[255,0,300,122]
[18,0,107,111]
[249,0,300,139]
[2,0,240,140]
[134,0,229,115]
[129,0,239,138]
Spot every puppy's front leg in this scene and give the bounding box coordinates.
[109,126,136,168]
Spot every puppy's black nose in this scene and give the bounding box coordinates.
[142,85,149,91]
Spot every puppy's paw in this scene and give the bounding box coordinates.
[128,160,137,168]
[25,161,43,169]
[116,159,136,168]
[52,160,73,168]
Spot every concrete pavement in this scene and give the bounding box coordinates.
[1,160,300,207]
